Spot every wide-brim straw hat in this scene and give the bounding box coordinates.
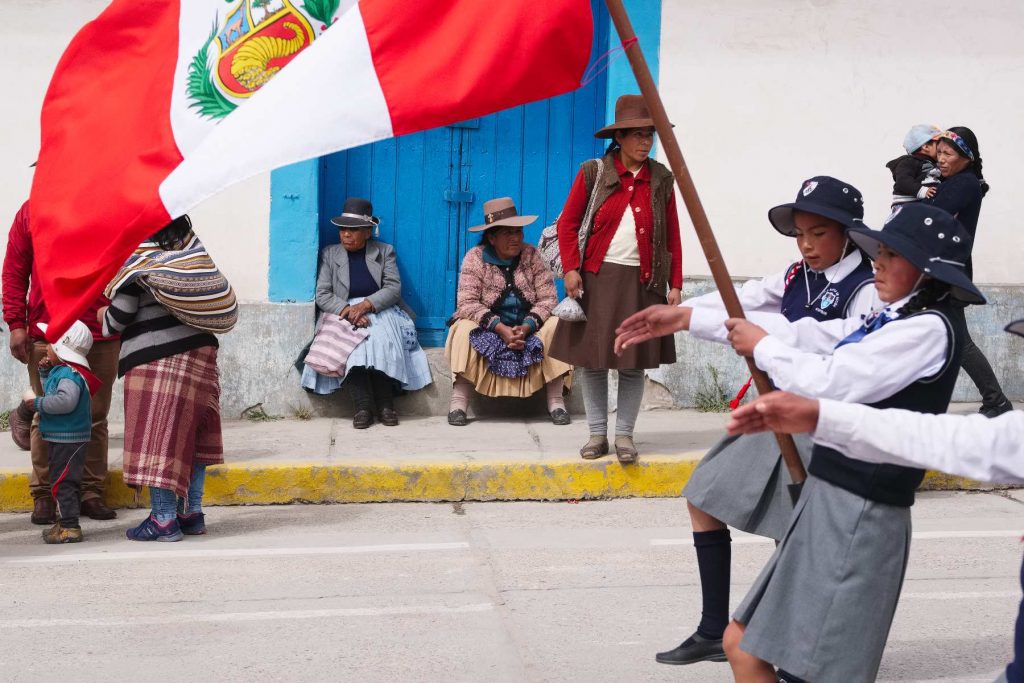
[331,197,380,229]
[594,94,671,139]
[847,204,985,305]
[468,197,537,233]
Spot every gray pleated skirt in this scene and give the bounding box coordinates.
[682,431,813,541]
[733,475,912,682]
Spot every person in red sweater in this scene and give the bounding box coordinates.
[548,95,683,463]
[3,200,120,524]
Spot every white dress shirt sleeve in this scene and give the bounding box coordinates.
[682,267,790,314]
[752,312,949,403]
[688,306,861,352]
[814,400,1024,484]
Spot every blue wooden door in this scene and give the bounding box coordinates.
[320,1,608,346]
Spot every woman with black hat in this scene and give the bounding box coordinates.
[926,126,1013,418]
[548,94,683,463]
[616,176,877,667]
[302,198,431,429]
[445,197,572,426]
[710,204,983,682]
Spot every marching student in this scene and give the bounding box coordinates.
[708,204,983,682]
[724,318,1024,683]
[617,203,983,680]
[638,176,878,666]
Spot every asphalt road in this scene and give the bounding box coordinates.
[1,493,1020,682]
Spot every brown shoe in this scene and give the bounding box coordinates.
[8,403,32,451]
[615,435,638,464]
[80,498,117,520]
[31,497,56,525]
[580,435,609,460]
[42,523,83,544]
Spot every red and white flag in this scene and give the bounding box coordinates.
[30,0,593,339]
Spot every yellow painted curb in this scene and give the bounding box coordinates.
[0,460,1001,512]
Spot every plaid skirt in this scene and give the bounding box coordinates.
[122,346,223,498]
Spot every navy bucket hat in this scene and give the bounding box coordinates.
[768,176,865,237]
[847,204,985,305]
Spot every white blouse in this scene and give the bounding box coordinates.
[815,400,1024,484]
[603,204,641,266]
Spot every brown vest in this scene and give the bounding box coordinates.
[582,152,675,294]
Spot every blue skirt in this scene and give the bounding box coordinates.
[301,299,432,394]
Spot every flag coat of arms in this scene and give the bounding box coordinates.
[30,0,593,339]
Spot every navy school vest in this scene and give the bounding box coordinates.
[808,300,967,507]
[780,254,874,323]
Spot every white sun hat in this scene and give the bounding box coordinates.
[37,321,93,369]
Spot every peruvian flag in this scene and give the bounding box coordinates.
[31,0,593,340]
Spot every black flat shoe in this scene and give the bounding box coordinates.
[655,632,727,665]
[980,399,1013,418]
[379,407,399,426]
[352,410,374,429]
[447,409,468,426]
[549,408,570,425]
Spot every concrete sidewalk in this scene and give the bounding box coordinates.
[0,405,999,511]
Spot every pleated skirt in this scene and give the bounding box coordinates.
[733,475,912,682]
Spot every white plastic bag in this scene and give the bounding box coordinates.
[552,296,586,322]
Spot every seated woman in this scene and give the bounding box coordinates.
[445,197,572,426]
[301,198,431,428]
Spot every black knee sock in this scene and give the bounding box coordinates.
[346,368,373,412]
[693,528,731,640]
[369,370,395,410]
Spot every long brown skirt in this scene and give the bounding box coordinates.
[548,262,676,370]
[445,317,572,398]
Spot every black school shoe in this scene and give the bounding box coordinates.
[655,632,727,665]
[980,399,1013,418]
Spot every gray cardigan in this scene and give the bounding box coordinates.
[315,241,415,319]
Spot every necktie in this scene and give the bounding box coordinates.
[835,311,893,349]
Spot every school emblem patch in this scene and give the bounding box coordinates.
[802,180,818,196]
[818,287,840,312]
[187,0,342,120]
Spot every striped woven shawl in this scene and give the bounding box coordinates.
[105,233,237,334]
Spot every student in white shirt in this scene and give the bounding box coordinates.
[648,176,878,668]
[619,203,986,682]
[725,318,1023,683]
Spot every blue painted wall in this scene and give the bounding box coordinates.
[268,0,663,346]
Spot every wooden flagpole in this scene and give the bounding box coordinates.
[602,0,807,491]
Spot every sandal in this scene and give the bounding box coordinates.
[579,435,609,460]
[614,435,638,464]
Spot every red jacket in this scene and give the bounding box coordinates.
[2,201,115,341]
[557,156,683,290]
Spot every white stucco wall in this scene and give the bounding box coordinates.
[0,1,269,302]
[658,0,1024,285]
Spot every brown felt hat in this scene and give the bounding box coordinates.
[468,197,537,233]
[594,94,670,139]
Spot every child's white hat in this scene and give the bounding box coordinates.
[903,124,942,155]
[37,321,93,369]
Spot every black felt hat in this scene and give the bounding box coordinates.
[331,197,379,229]
[847,204,985,305]
[768,176,865,237]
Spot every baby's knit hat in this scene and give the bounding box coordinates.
[903,124,942,155]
